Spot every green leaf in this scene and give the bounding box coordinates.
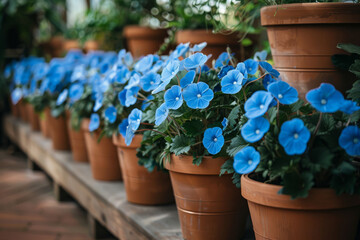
[226,136,249,157]
[347,80,360,103]
[227,105,240,128]
[241,38,253,47]
[192,153,203,166]
[220,159,234,175]
[304,146,333,172]
[337,43,360,55]
[170,135,193,156]
[183,119,204,137]
[330,162,357,195]
[349,59,360,77]
[278,170,314,199]
[331,54,355,71]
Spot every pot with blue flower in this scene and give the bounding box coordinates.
[145,45,275,240]
[232,79,360,239]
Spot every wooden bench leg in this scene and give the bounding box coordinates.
[53,182,73,202]
[88,213,115,239]
[27,158,42,171]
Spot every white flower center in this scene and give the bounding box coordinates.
[175,97,179,101]
[150,81,154,84]
[248,160,253,165]
[172,71,176,75]
[197,94,202,98]
[126,126,129,128]
[137,119,140,122]
[353,138,359,144]
[233,81,237,84]
[213,137,218,142]
[255,129,260,134]
[294,133,299,139]
[259,104,264,109]
[278,94,283,99]
[249,68,252,71]
[321,99,327,105]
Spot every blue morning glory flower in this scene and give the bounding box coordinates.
[125,124,135,146]
[89,113,100,132]
[183,82,214,109]
[268,81,298,105]
[262,74,276,89]
[150,60,164,73]
[202,127,225,155]
[241,117,270,143]
[254,50,267,61]
[69,83,84,103]
[279,118,310,155]
[140,72,161,92]
[125,74,140,89]
[124,52,133,67]
[306,83,344,113]
[161,60,180,82]
[117,49,126,64]
[259,61,280,78]
[56,89,68,106]
[244,59,259,75]
[180,70,196,88]
[165,85,183,110]
[125,86,140,107]
[221,70,244,94]
[104,106,117,124]
[11,88,22,104]
[222,117,228,130]
[233,146,260,174]
[151,78,171,94]
[118,89,127,106]
[339,125,360,156]
[218,65,234,79]
[215,52,231,69]
[340,100,360,115]
[134,55,153,73]
[141,95,154,111]
[235,62,248,80]
[118,118,129,137]
[171,43,190,58]
[190,42,207,52]
[155,103,169,126]
[182,53,208,70]
[244,91,274,119]
[93,94,103,112]
[128,108,142,131]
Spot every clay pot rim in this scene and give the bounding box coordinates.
[112,133,142,149]
[261,2,360,26]
[241,174,360,210]
[123,25,168,38]
[165,154,229,175]
[176,29,240,45]
[81,118,102,137]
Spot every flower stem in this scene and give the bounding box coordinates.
[244,73,267,88]
[227,47,236,68]
[138,92,148,100]
[176,74,180,86]
[197,67,202,83]
[136,128,166,136]
[308,112,323,150]
[242,88,247,101]
[141,122,154,126]
[276,99,280,128]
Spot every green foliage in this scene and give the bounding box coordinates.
[170,135,194,156]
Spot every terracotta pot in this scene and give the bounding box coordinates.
[48,113,70,150]
[39,107,51,138]
[241,174,360,240]
[66,111,88,163]
[83,40,99,53]
[176,29,241,63]
[112,134,174,205]
[82,119,122,181]
[261,3,360,99]
[26,104,40,131]
[10,101,20,118]
[123,25,168,58]
[63,39,80,52]
[18,100,28,122]
[165,155,248,240]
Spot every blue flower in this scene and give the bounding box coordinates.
[134,55,153,73]
[182,53,208,70]
[221,70,244,94]
[222,117,228,130]
[202,127,225,155]
[259,61,280,78]
[254,50,267,61]
[235,63,248,79]
[180,70,196,88]
[141,95,154,111]
[125,86,140,107]
[56,89,68,106]
[69,83,84,103]
[150,60,164,73]
[140,72,161,92]
[118,118,129,137]
[104,106,117,123]
[218,65,234,79]
[155,103,169,126]
[244,59,258,75]
[124,52,133,67]
[233,146,260,174]
[279,118,310,155]
[151,79,171,94]
[89,113,100,132]
[190,42,207,52]
[165,85,183,110]
[114,66,129,84]
[11,88,22,104]
[93,94,103,112]
[161,60,180,82]
[125,125,135,146]
[125,74,140,89]
[241,117,270,143]
[268,81,298,105]
[244,91,274,119]
[262,74,276,89]
[215,52,231,69]
[306,83,344,113]
[340,100,360,115]
[118,89,127,106]
[183,82,214,109]
[128,108,142,131]
[171,43,190,58]
[339,126,360,156]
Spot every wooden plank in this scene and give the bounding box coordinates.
[4,115,182,240]
[87,213,115,239]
